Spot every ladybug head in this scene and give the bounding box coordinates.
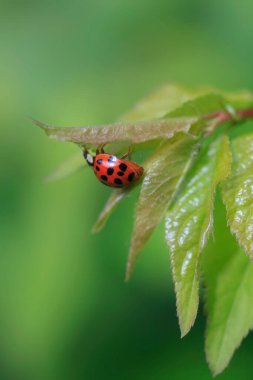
[83,149,94,166]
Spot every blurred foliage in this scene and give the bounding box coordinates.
[2,0,253,379]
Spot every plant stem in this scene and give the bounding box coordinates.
[204,107,253,135]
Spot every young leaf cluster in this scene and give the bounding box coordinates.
[35,84,253,375]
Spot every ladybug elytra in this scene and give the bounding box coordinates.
[83,144,144,188]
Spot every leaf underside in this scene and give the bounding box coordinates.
[165,135,231,336]
[32,117,197,145]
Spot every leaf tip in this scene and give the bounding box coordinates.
[125,262,133,282]
[125,251,137,281]
[31,117,47,130]
[91,223,102,234]
[176,294,199,338]
[179,321,192,338]
[91,210,110,234]
[206,358,225,378]
[42,175,52,184]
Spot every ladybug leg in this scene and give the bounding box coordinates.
[100,143,106,153]
[96,145,101,155]
[96,143,107,155]
[121,146,132,160]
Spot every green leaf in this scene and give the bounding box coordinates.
[44,152,84,183]
[165,135,231,337]
[32,117,197,145]
[126,133,198,280]
[205,246,253,375]
[222,132,253,259]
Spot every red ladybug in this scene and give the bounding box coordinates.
[83,144,144,188]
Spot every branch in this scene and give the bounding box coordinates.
[205,107,253,135]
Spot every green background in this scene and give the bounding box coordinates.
[1,0,253,379]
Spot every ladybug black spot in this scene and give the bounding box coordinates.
[128,172,135,182]
[114,178,123,185]
[119,163,127,171]
[117,171,124,176]
[101,175,108,181]
[107,168,114,175]
[96,165,100,171]
[97,159,103,165]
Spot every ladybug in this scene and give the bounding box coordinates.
[83,144,144,188]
